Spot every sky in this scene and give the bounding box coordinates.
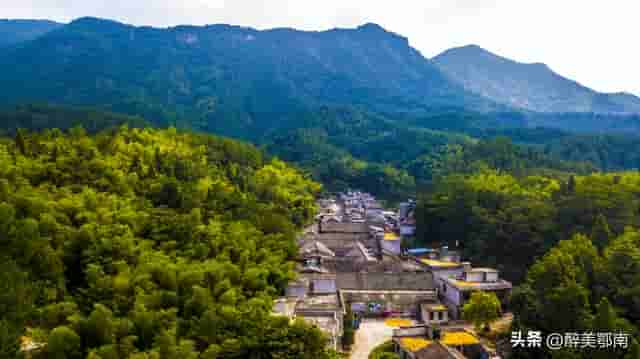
[4,0,639,96]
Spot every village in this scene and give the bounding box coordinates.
[273,191,513,359]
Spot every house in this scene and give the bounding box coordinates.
[414,248,511,320]
[441,268,512,319]
[392,325,484,359]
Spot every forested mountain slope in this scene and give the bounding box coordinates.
[0,17,496,139]
[0,126,341,358]
[264,107,595,200]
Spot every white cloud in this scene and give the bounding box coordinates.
[2,0,639,95]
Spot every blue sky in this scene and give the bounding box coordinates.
[4,0,639,96]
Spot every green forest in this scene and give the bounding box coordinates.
[3,104,640,358]
[415,171,640,358]
[264,106,598,201]
[0,126,343,358]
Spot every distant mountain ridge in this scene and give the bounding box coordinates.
[0,19,63,47]
[433,44,640,114]
[0,17,497,138]
[0,17,639,138]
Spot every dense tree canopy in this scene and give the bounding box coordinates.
[416,171,640,281]
[512,232,640,358]
[0,104,148,136]
[0,126,339,358]
[266,107,593,201]
[415,169,640,357]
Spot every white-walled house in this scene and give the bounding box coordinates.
[441,268,512,319]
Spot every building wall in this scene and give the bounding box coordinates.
[319,222,369,234]
[310,233,369,249]
[432,268,465,293]
[286,285,307,298]
[466,272,484,282]
[486,272,498,282]
[393,326,429,337]
[342,291,437,315]
[312,278,337,294]
[442,282,461,311]
[336,272,435,291]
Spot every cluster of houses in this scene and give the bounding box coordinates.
[273,192,511,358]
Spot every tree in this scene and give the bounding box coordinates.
[567,175,577,194]
[15,128,26,156]
[48,326,82,359]
[593,298,617,332]
[462,291,501,332]
[0,260,36,359]
[369,341,400,359]
[602,231,640,323]
[0,319,21,359]
[626,338,640,359]
[591,214,613,250]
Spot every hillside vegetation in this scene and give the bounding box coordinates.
[416,171,640,357]
[0,126,341,358]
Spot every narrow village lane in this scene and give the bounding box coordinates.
[350,319,394,359]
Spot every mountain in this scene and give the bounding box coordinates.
[0,19,63,47]
[0,17,496,139]
[433,44,640,114]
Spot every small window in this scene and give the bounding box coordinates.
[430,311,435,321]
